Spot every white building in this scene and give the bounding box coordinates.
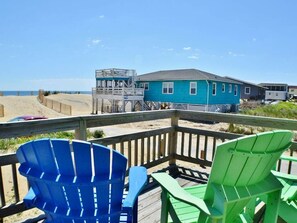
[259,83,288,101]
[92,68,144,113]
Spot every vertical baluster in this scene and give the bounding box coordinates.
[0,167,5,207]
[147,136,151,164]
[134,139,138,166]
[188,133,192,157]
[204,136,208,160]
[196,135,200,159]
[181,132,185,156]
[12,164,20,202]
[212,137,217,161]
[288,149,294,174]
[153,135,157,161]
[120,141,124,155]
[128,140,132,168]
[141,138,145,165]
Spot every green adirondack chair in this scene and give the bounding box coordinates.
[270,155,297,223]
[152,130,293,223]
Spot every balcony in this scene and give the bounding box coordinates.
[0,110,296,222]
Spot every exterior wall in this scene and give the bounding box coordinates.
[265,91,287,101]
[241,84,265,100]
[138,80,240,105]
[288,87,297,96]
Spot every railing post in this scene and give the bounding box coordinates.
[169,111,179,166]
[75,118,87,141]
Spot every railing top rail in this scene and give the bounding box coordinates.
[177,110,297,131]
[1,109,297,139]
[0,110,175,139]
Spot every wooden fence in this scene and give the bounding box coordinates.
[0,105,3,117]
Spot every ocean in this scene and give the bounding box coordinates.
[0,90,92,96]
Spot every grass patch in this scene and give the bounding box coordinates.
[241,101,297,119]
[0,129,105,152]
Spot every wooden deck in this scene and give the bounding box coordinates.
[138,164,210,223]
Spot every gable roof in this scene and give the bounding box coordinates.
[137,69,241,84]
[224,76,266,89]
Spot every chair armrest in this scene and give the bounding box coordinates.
[23,187,37,208]
[151,172,211,216]
[279,155,297,163]
[272,170,297,181]
[122,166,147,208]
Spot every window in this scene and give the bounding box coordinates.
[189,82,197,95]
[229,84,232,93]
[162,82,174,94]
[212,82,217,96]
[234,85,238,96]
[140,82,149,91]
[245,87,251,95]
[222,83,225,93]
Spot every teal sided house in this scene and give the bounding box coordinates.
[137,69,241,112]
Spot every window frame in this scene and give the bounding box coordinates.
[234,85,238,96]
[162,82,174,94]
[222,83,225,93]
[229,84,232,93]
[212,82,217,96]
[245,87,251,95]
[189,82,197,95]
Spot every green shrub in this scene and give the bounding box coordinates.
[93,129,105,138]
[241,102,297,119]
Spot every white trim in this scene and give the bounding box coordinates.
[212,82,217,96]
[162,82,174,94]
[244,86,251,95]
[189,82,197,95]
[229,84,232,93]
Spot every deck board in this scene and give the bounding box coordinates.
[138,176,200,223]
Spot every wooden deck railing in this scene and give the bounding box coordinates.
[0,109,296,222]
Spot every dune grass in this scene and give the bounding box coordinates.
[0,130,105,152]
[241,101,297,119]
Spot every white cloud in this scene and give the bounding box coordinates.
[188,55,199,60]
[183,47,191,51]
[92,39,101,45]
[99,15,105,19]
[228,51,245,57]
[252,38,257,42]
[167,48,174,51]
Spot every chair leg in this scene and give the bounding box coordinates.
[160,190,170,223]
[132,198,138,223]
[263,189,281,223]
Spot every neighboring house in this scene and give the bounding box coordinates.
[288,85,297,98]
[137,69,241,112]
[92,68,144,113]
[258,83,288,101]
[224,76,266,101]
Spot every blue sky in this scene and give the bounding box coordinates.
[1,0,297,90]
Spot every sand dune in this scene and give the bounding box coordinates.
[0,94,92,122]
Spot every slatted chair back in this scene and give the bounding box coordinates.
[203,130,293,222]
[17,138,127,223]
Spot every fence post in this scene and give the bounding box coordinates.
[169,111,179,166]
[0,104,4,117]
[75,118,87,141]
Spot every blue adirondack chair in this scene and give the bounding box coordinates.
[16,138,147,223]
